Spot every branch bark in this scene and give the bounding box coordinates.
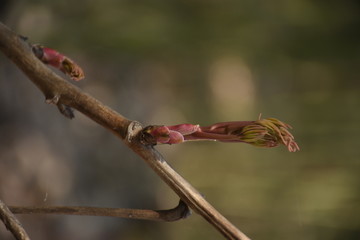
[9,200,190,222]
[0,22,250,240]
[0,200,30,240]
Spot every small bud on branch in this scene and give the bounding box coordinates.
[141,118,300,152]
[32,44,84,81]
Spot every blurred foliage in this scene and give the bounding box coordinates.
[1,0,359,239]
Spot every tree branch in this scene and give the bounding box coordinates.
[9,200,190,222]
[0,200,31,240]
[0,22,250,240]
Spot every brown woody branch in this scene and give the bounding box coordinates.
[0,22,250,240]
[0,200,30,240]
[9,200,190,222]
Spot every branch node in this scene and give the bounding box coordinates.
[178,200,192,219]
[45,95,74,119]
[19,35,28,41]
[139,125,160,145]
[57,104,75,119]
[126,121,143,143]
[45,94,60,104]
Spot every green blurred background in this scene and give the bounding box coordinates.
[1,1,359,239]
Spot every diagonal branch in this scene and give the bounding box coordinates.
[0,200,31,240]
[0,22,250,240]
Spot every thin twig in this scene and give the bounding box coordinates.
[0,22,251,240]
[9,200,190,222]
[0,200,31,240]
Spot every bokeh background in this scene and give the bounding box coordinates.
[1,1,359,239]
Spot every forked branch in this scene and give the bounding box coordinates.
[0,22,250,240]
